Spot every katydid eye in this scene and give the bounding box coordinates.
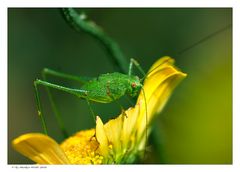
[131,83,136,88]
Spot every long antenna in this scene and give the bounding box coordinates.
[178,24,232,55]
[140,24,232,83]
[140,58,172,83]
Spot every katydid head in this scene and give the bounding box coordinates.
[128,75,142,97]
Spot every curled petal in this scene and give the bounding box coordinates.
[136,57,187,142]
[12,133,70,164]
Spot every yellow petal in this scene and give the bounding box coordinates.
[138,57,187,119]
[96,116,109,156]
[147,56,175,78]
[135,58,187,141]
[121,105,140,150]
[12,133,70,164]
[150,70,187,115]
[140,66,186,117]
[104,114,124,154]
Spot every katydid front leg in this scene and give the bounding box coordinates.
[128,58,146,77]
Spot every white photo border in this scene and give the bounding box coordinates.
[1,1,238,172]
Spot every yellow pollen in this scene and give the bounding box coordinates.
[60,129,103,164]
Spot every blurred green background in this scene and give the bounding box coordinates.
[8,8,232,164]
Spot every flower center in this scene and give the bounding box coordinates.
[60,129,103,164]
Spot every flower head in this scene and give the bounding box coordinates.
[12,56,187,164]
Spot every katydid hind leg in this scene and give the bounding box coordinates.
[34,82,48,135]
[33,79,88,136]
[42,68,92,84]
[41,68,92,138]
[42,69,72,138]
[86,99,97,123]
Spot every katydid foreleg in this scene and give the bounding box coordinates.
[128,58,146,77]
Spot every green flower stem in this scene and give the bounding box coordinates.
[149,121,166,163]
[61,8,129,73]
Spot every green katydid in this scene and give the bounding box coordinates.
[34,8,231,139]
[34,58,152,138]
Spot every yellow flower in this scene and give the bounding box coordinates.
[12,56,187,164]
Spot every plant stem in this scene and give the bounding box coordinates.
[149,121,166,163]
[61,8,129,73]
